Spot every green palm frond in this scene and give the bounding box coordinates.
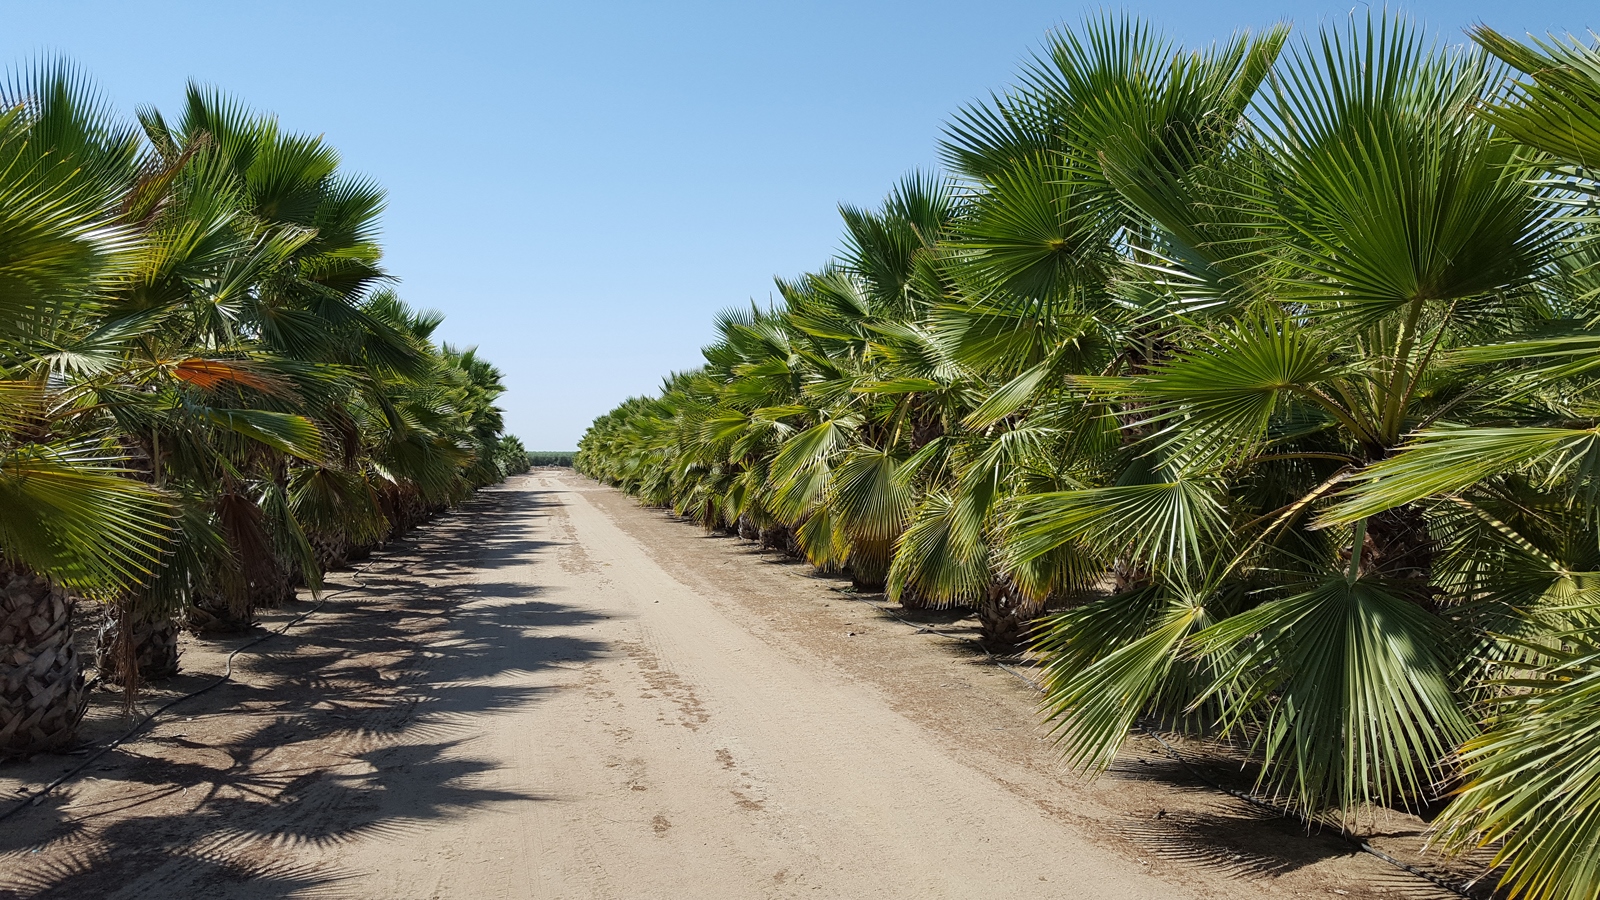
[0,441,173,594]
[1133,318,1341,460]
[944,152,1119,305]
[0,63,142,343]
[1324,426,1600,523]
[1472,27,1600,172]
[1196,575,1471,814]
[1007,474,1227,576]
[1257,14,1557,316]
[887,489,989,606]
[767,417,851,521]
[1433,645,1600,900]
[197,407,325,462]
[1038,585,1220,771]
[830,447,912,544]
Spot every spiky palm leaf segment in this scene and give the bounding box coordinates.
[579,14,1600,899]
[0,64,517,753]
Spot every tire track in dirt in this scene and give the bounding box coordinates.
[2,473,1462,898]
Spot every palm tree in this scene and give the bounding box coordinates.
[894,15,1290,644]
[577,14,1600,898]
[1321,27,1600,900]
[2,63,520,745]
[1013,13,1561,815]
[0,64,175,752]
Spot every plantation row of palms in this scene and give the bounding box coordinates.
[0,67,523,758]
[578,15,1600,900]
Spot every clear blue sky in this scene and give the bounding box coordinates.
[5,1,1591,449]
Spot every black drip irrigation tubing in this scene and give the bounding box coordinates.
[829,585,1479,900]
[0,560,376,825]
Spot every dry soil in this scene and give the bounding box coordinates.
[0,471,1480,899]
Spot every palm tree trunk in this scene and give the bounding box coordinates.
[976,579,1045,650]
[311,528,350,572]
[385,489,428,539]
[249,552,297,609]
[94,597,180,686]
[189,553,295,634]
[189,550,293,634]
[1360,503,1435,588]
[847,538,893,591]
[0,565,87,755]
[760,523,802,558]
[897,585,930,611]
[187,592,254,633]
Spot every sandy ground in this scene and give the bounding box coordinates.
[0,471,1479,899]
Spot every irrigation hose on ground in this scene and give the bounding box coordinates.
[0,560,378,826]
[828,585,1478,900]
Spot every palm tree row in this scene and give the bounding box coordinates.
[579,15,1600,900]
[0,66,522,757]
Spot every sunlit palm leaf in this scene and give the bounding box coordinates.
[1133,318,1340,460]
[1008,475,1226,575]
[1324,427,1600,523]
[199,407,325,462]
[1196,575,1471,814]
[1038,587,1215,771]
[1254,15,1558,317]
[1434,644,1600,900]
[830,448,912,544]
[0,442,173,594]
[1472,27,1600,174]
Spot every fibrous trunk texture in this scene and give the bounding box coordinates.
[1364,504,1435,587]
[759,524,801,559]
[388,493,430,538]
[311,528,350,572]
[976,581,1045,650]
[95,602,180,684]
[187,591,254,633]
[897,586,930,611]
[249,554,297,610]
[0,567,87,756]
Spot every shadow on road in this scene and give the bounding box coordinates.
[1,481,593,899]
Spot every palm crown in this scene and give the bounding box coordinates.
[0,64,520,752]
[579,15,1600,900]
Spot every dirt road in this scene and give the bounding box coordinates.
[1,471,1460,899]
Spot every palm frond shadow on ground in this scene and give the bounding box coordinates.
[579,14,1600,897]
[0,846,355,900]
[0,488,598,898]
[1107,748,1502,898]
[1110,750,1367,875]
[688,506,1499,895]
